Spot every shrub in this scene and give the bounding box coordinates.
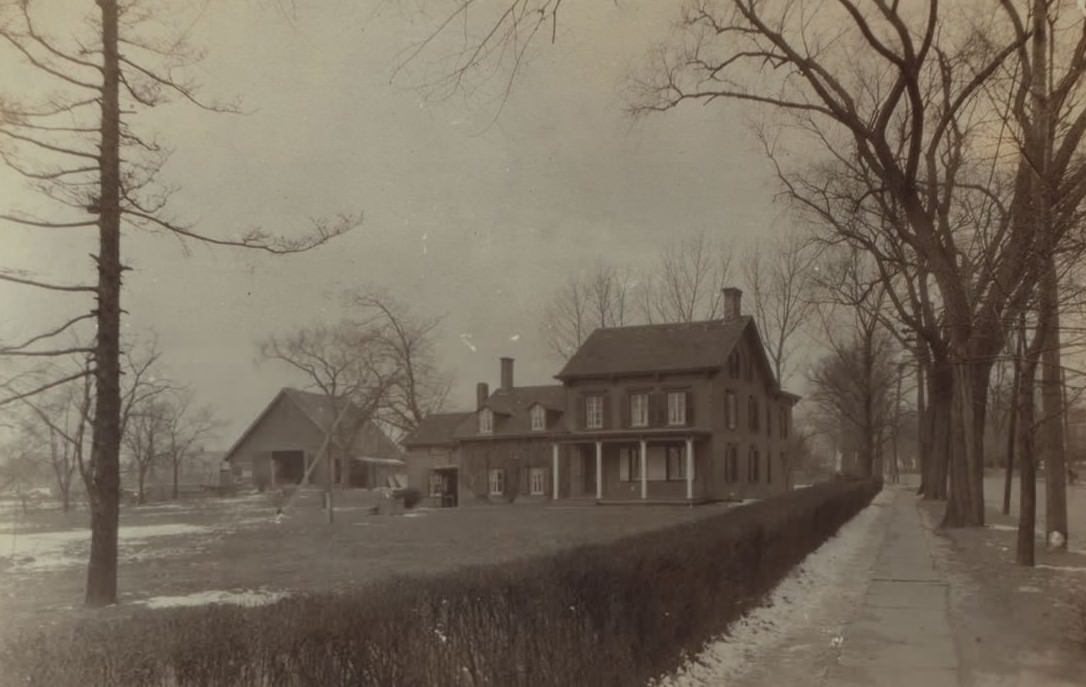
[0,480,879,687]
[395,487,422,509]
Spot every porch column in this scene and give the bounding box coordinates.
[552,443,560,501]
[595,441,603,500]
[685,437,694,501]
[639,439,647,500]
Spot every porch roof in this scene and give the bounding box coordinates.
[555,428,711,443]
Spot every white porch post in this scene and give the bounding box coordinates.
[552,443,560,501]
[595,441,603,500]
[685,437,694,501]
[640,439,648,500]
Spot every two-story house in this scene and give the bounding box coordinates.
[403,288,798,506]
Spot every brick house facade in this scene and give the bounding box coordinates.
[404,288,798,506]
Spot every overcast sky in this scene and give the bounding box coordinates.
[1,0,786,444]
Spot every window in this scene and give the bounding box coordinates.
[667,391,687,426]
[748,446,760,483]
[766,404,772,438]
[767,452,773,484]
[620,446,642,481]
[530,405,546,431]
[529,467,546,495]
[728,350,741,378]
[428,473,443,497]
[724,444,739,483]
[666,445,690,481]
[478,408,493,434]
[630,393,649,428]
[725,391,737,430]
[585,395,604,429]
[488,468,505,495]
[780,406,789,439]
[748,396,760,432]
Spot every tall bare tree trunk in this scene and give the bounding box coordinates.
[1003,329,1023,515]
[924,359,952,500]
[1017,348,1039,566]
[85,0,123,608]
[944,357,990,526]
[1041,272,1068,550]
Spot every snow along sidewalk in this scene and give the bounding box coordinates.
[653,487,894,687]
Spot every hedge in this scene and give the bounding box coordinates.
[0,478,879,687]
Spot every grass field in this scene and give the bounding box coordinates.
[0,488,730,643]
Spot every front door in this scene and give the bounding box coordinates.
[582,447,597,495]
[437,469,458,507]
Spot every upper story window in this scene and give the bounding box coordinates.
[725,391,737,430]
[530,405,546,431]
[780,406,789,439]
[478,407,493,434]
[585,395,604,429]
[766,404,773,438]
[728,350,741,379]
[667,391,687,426]
[748,395,760,431]
[630,393,649,428]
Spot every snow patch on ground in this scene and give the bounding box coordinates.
[651,489,892,687]
[987,524,1018,532]
[136,588,287,609]
[1035,564,1086,573]
[0,523,209,572]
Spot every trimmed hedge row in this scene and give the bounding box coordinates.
[1,479,879,687]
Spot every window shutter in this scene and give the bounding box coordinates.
[685,391,695,426]
[578,395,586,430]
[602,394,612,429]
[622,394,631,428]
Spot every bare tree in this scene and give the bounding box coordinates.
[541,261,634,359]
[742,232,816,386]
[348,288,450,437]
[160,393,220,501]
[19,366,93,512]
[640,231,732,324]
[0,0,357,605]
[260,322,399,523]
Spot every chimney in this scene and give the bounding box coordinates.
[500,357,514,391]
[722,287,743,323]
[476,382,489,410]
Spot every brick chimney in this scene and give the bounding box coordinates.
[722,287,743,323]
[500,357,514,391]
[476,382,489,410]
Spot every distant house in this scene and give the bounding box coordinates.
[403,287,799,506]
[224,388,403,491]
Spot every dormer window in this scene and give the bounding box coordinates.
[478,407,493,434]
[530,405,546,431]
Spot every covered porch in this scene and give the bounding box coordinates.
[550,429,712,504]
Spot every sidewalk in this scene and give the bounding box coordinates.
[823,487,960,687]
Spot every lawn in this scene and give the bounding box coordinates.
[0,488,729,643]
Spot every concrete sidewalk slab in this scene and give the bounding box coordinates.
[822,487,961,687]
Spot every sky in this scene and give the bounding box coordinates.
[0,0,787,444]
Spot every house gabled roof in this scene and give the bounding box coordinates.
[402,412,473,448]
[223,387,399,463]
[555,317,754,381]
[453,385,567,438]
